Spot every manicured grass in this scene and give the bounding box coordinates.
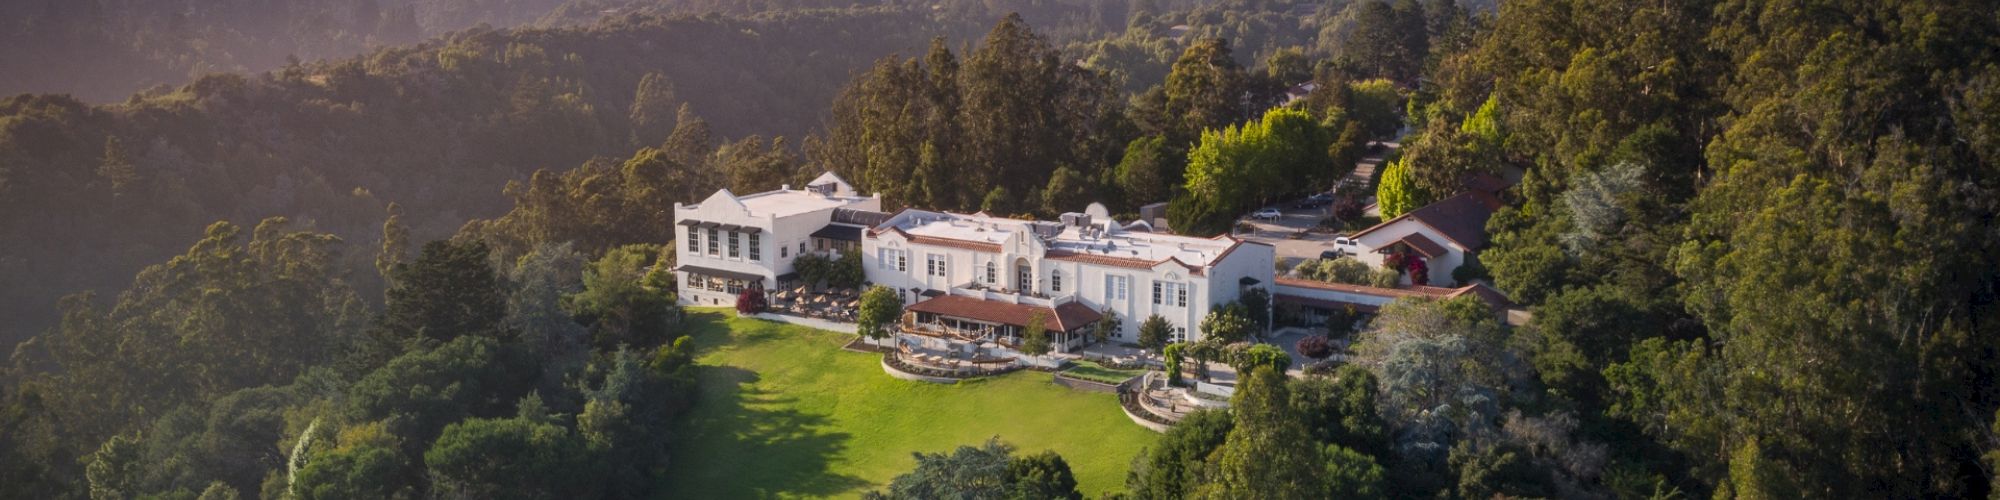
[663,309,1160,498]
[1060,360,1144,385]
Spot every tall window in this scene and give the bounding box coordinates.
[927,253,947,277]
[748,233,761,261]
[881,249,908,272]
[707,228,720,255]
[1105,275,1129,302]
[1050,271,1063,292]
[687,227,701,253]
[780,244,789,258]
[1153,281,1187,307]
[1017,265,1031,291]
[985,262,997,284]
[727,232,741,258]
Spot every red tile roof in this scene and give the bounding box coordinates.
[1274,277,1515,311]
[905,234,1003,252]
[1394,233,1450,258]
[1352,191,1503,249]
[1274,276,1437,298]
[906,295,1104,332]
[1272,294,1382,314]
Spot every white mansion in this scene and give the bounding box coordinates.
[864,208,1274,351]
[671,173,880,306]
[673,172,1512,351]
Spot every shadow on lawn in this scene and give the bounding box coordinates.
[672,363,871,498]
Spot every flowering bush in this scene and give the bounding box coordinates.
[734,286,767,315]
[1296,334,1334,360]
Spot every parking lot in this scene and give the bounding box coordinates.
[1234,141,1396,268]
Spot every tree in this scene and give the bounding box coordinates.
[1116,136,1181,208]
[1345,79,1404,140]
[569,244,681,350]
[1041,167,1092,216]
[1127,409,1232,499]
[1006,450,1082,500]
[1091,308,1121,344]
[382,240,510,346]
[291,444,409,500]
[869,438,1080,500]
[1229,343,1292,375]
[1163,38,1249,143]
[1206,367,1323,498]
[1198,309,1253,344]
[1290,365,1390,457]
[627,72,679,146]
[1163,343,1187,386]
[1238,288,1271,335]
[1020,311,1053,358]
[856,286,903,346]
[1375,157,1421,218]
[1322,444,1387,500]
[424,413,596,499]
[1138,314,1173,350]
[376,202,410,287]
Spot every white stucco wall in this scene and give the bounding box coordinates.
[1351,219,1468,287]
[672,189,879,306]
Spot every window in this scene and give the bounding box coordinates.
[1105,275,1129,302]
[690,274,708,290]
[727,232,741,259]
[687,227,701,253]
[1050,271,1063,292]
[707,228,720,256]
[927,253,947,277]
[1172,326,1187,343]
[781,244,789,258]
[1153,281,1188,307]
[799,241,808,255]
[748,233,761,261]
[985,262,997,283]
[1017,265,1031,291]
[881,249,908,272]
[724,279,743,294]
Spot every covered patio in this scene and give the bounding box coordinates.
[898,295,1101,354]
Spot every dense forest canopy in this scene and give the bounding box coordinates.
[3,0,1998,497]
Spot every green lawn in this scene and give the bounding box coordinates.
[1059,360,1145,385]
[663,309,1160,498]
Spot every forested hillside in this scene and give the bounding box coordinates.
[0,0,583,101]
[0,10,949,348]
[5,0,1995,497]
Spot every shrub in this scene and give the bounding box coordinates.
[1297,335,1333,359]
[734,286,767,315]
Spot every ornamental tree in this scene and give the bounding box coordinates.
[856,286,903,346]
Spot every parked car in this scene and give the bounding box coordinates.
[1318,249,1347,260]
[1333,235,1360,247]
[1252,208,1283,220]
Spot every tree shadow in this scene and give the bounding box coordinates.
[667,364,871,498]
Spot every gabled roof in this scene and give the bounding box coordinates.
[906,295,1104,332]
[1352,191,1503,249]
[1393,233,1449,258]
